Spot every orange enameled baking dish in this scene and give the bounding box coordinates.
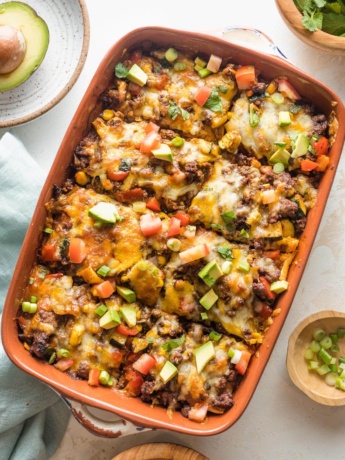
[2,27,345,436]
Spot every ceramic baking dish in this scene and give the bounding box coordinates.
[2,27,345,437]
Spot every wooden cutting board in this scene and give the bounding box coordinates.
[112,442,209,460]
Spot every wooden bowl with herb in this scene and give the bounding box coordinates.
[275,0,345,55]
[287,311,345,406]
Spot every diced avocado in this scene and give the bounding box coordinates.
[159,361,178,384]
[200,289,218,310]
[270,280,289,294]
[151,144,173,162]
[110,331,127,347]
[99,310,121,329]
[119,306,137,327]
[281,219,295,237]
[165,47,178,62]
[0,2,49,92]
[278,111,291,127]
[127,63,148,86]
[198,68,212,78]
[117,286,136,303]
[195,57,207,68]
[291,133,309,158]
[269,148,291,166]
[88,202,118,224]
[195,341,215,374]
[198,260,223,287]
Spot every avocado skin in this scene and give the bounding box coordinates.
[0,2,49,92]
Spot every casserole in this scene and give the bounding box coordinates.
[2,26,345,436]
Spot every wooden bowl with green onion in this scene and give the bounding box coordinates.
[287,311,345,405]
[275,0,345,55]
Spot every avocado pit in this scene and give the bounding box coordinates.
[0,25,26,74]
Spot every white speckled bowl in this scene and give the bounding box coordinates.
[0,0,90,127]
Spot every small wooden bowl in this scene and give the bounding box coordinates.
[275,0,345,55]
[287,311,345,405]
[112,443,208,460]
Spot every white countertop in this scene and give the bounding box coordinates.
[2,1,345,459]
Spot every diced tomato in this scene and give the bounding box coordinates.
[263,250,280,260]
[316,154,330,172]
[107,169,129,181]
[188,403,209,423]
[140,213,162,236]
[235,65,256,90]
[124,369,144,397]
[154,73,169,90]
[54,358,74,372]
[260,276,277,301]
[312,136,329,156]
[140,131,161,154]
[300,159,319,172]
[145,121,160,134]
[41,243,59,262]
[194,85,212,106]
[92,280,115,298]
[114,188,144,202]
[278,79,301,100]
[111,349,125,368]
[125,353,141,364]
[88,368,101,386]
[69,238,87,264]
[168,217,181,237]
[235,350,252,375]
[254,301,273,320]
[179,244,210,265]
[146,196,161,212]
[116,324,140,336]
[174,211,190,227]
[133,353,156,375]
[45,272,64,279]
[128,82,141,97]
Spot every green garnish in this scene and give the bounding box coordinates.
[49,352,56,364]
[217,245,233,260]
[210,223,224,230]
[217,85,228,94]
[174,62,186,71]
[95,304,108,316]
[115,62,129,78]
[293,0,345,35]
[168,101,190,121]
[171,136,185,147]
[44,228,53,234]
[238,229,250,239]
[97,265,110,277]
[162,334,186,352]
[249,103,260,127]
[57,349,70,358]
[209,331,222,341]
[238,261,250,272]
[201,312,208,320]
[119,158,132,172]
[289,104,302,114]
[204,87,223,113]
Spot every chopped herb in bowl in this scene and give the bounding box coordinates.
[293,0,345,35]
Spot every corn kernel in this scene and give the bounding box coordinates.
[157,256,166,266]
[69,324,85,346]
[102,109,115,121]
[75,171,89,186]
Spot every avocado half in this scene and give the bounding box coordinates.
[0,2,49,92]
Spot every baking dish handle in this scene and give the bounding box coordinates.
[211,26,288,60]
[63,397,155,438]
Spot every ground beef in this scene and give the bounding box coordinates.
[268,198,299,223]
[252,279,267,300]
[217,279,232,303]
[212,392,234,411]
[31,331,50,358]
[260,165,275,184]
[160,128,178,140]
[312,114,328,136]
[181,404,191,418]
[76,361,90,380]
[216,376,227,394]
[170,349,183,365]
[39,310,58,327]
[294,217,307,235]
[140,381,155,403]
[251,82,266,94]
[184,162,204,183]
[254,239,264,250]
[160,391,179,410]
[227,369,240,386]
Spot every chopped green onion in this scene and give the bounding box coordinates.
[97,266,110,277]
[165,48,178,63]
[307,360,319,370]
[313,328,325,341]
[228,348,235,359]
[167,238,181,252]
[238,229,249,239]
[49,352,56,364]
[21,301,37,314]
[337,328,345,338]
[99,370,111,385]
[316,364,331,376]
[309,340,321,353]
[238,261,250,272]
[29,277,34,285]
[339,357,345,364]
[171,136,185,147]
[320,336,332,350]
[274,141,287,148]
[195,57,207,68]
[325,372,338,386]
[95,304,108,316]
[137,261,148,271]
[162,335,186,352]
[271,92,285,104]
[107,378,114,386]
[30,296,37,303]
[318,347,332,365]
[330,344,340,353]
[273,162,285,174]
[200,312,208,320]
[330,333,339,343]
[303,349,314,360]
[57,349,70,358]
[44,228,53,234]
[174,62,186,71]
[198,68,212,78]
[329,363,338,373]
[209,331,222,341]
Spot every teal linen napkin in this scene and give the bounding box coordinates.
[0,133,70,460]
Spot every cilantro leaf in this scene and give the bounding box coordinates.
[221,211,236,224]
[210,223,224,230]
[313,0,326,8]
[115,63,129,78]
[217,85,228,94]
[217,245,233,260]
[204,87,223,113]
[302,11,323,31]
[238,229,250,239]
[168,101,190,120]
[161,335,186,352]
[322,12,345,35]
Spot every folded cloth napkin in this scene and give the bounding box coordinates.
[0,133,70,460]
